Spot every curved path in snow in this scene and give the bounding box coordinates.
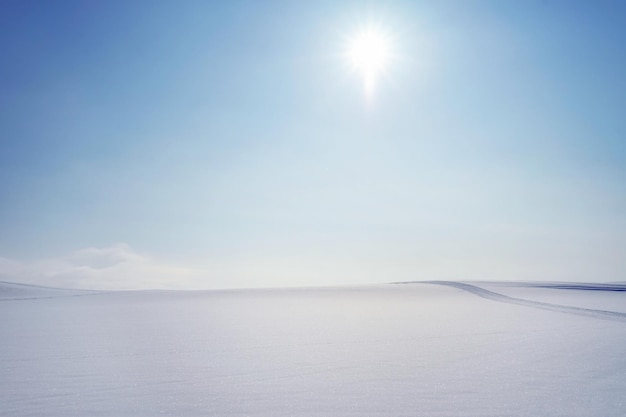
[419,281,626,323]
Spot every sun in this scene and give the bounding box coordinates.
[347,26,392,98]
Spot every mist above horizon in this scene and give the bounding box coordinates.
[0,2,625,290]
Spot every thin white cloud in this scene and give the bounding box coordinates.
[0,244,387,290]
[0,244,206,290]
[65,243,144,269]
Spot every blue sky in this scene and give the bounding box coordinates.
[1,1,625,289]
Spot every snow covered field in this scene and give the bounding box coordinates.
[1,280,625,417]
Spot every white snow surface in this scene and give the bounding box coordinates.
[1,281,625,416]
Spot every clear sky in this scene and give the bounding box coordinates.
[1,0,625,289]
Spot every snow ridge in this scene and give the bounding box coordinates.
[0,281,99,301]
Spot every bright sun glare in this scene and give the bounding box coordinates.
[347,27,392,98]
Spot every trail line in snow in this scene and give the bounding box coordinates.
[412,281,626,323]
[0,292,105,302]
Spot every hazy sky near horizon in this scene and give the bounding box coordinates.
[1,1,625,289]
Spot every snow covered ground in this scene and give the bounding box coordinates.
[1,281,625,416]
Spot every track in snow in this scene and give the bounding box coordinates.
[404,281,626,323]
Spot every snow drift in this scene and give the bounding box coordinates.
[1,281,624,416]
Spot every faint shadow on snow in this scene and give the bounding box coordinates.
[397,281,626,323]
[516,282,626,292]
[0,281,101,301]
